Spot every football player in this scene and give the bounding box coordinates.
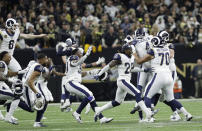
[0,18,47,73]
[94,44,152,122]
[63,46,113,124]
[0,51,26,124]
[134,36,192,122]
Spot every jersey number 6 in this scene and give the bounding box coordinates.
[9,40,14,49]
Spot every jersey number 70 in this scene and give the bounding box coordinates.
[158,52,169,65]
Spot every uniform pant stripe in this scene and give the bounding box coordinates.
[172,71,175,80]
[121,80,139,95]
[137,65,142,85]
[69,81,90,97]
[0,90,14,97]
[145,73,157,97]
[38,83,46,101]
[25,86,31,108]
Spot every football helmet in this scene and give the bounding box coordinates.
[5,18,18,32]
[123,35,133,44]
[157,30,169,42]
[151,36,161,47]
[134,28,146,40]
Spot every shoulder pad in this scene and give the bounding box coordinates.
[168,43,175,50]
[113,53,121,61]
[69,55,79,61]
[34,65,44,72]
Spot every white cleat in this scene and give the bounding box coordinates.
[4,116,18,125]
[170,113,181,121]
[60,100,71,112]
[65,107,73,113]
[185,113,193,121]
[72,111,83,124]
[94,107,102,122]
[42,116,47,120]
[142,118,154,123]
[33,122,47,127]
[11,116,18,121]
[0,112,4,120]
[85,103,91,115]
[100,117,113,124]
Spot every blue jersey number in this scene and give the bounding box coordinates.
[125,63,130,74]
[158,52,169,66]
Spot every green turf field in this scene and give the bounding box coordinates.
[0,99,202,131]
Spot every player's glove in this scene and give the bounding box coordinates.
[94,75,100,81]
[95,57,105,65]
[85,46,92,56]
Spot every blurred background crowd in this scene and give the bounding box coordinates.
[0,0,201,50]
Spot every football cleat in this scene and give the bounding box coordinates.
[11,116,18,121]
[152,109,160,116]
[170,112,181,121]
[72,111,83,124]
[61,99,71,112]
[100,117,113,124]
[185,113,193,121]
[33,122,47,127]
[94,107,102,122]
[130,106,140,114]
[4,116,18,125]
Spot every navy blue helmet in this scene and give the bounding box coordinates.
[121,44,132,52]
[134,28,146,40]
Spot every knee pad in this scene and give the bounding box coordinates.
[112,100,120,107]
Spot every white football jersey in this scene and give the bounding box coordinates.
[166,43,176,71]
[0,28,20,56]
[134,39,152,68]
[0,61,8,77]
[24,62,44,86]
[148,46,170,73]
[65,55,82,83]
[113,53,135,81]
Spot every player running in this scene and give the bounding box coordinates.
[94,44,152,122]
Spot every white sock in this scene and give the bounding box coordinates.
[180,107,189,116]
[138,101,150,116]
[134,102,138,107]
[6,99,20,119]
[99,102,113,112]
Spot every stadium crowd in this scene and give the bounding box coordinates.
[0,0,201,50]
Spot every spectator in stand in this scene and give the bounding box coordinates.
[104,0,119,20]
[192,59,202,98]
[120,16,131,35]
[173,77,183,99]
[57,21,71,42]
[102,25,118,48]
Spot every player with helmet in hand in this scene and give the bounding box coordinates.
[94,43,152,122]
[0,51,26,124]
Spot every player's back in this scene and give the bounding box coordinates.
[65,55,82,83]
[150,46,171,73]
[24,62,44,86]
[0,28,20,55]
[115,53,134,81]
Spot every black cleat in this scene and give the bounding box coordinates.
[130,106,140,114]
